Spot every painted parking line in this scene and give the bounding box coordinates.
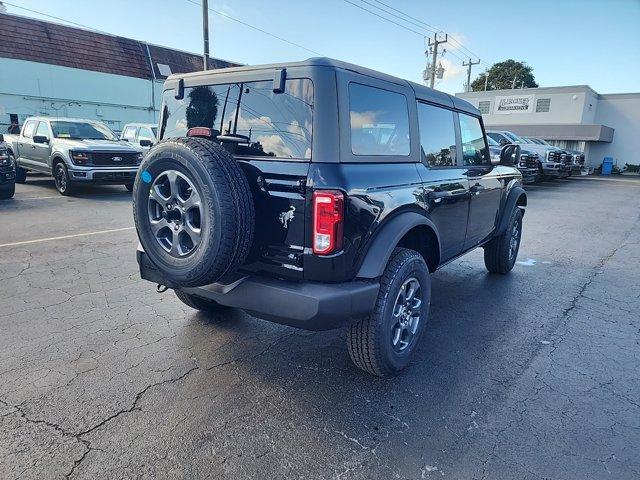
[0,227,135,248]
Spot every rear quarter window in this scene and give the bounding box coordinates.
[349,83,410,156]
[22,120,37,138]
[160,78,313,160]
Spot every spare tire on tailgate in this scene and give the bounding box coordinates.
[133,137,254,287]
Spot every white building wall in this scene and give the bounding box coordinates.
[589,94,640,169]
[458,86,594,126]
[0,58,163,132]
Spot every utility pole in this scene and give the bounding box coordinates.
[463,58,480,92]
[427,33,447,88]
[202,0,210,70]
[484,73,488,91]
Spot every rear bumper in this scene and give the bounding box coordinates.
[137,249,379,331]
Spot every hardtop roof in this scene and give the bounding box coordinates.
[168,57,480,116]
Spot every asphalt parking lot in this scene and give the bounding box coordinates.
[1,175,639,480]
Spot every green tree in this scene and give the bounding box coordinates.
[471,59,538,91]
[186,86,219,130]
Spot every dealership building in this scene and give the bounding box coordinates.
[457,86,640,168]
[0,12,238,133]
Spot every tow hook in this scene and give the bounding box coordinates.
[156,284,169,293]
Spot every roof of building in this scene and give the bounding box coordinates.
[0,12,240,81]
[457,85,600,98]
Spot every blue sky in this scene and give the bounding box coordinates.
[6,0,640,94]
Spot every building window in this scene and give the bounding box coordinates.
[536,98,551,113]
[478,101,490,114]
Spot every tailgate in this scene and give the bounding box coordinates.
[237,158,310,280]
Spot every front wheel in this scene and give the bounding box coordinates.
[53,162,75,196]
[347,248,431,377]
[484,208,523,274]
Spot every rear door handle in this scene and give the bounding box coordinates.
[470,184,485,194]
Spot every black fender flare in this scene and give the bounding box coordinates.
[496,185,527,235]
[356,212,441,279]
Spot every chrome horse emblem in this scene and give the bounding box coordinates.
[279,206,296,228]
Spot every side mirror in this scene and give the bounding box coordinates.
[139,139,153,147]
[499,138,509,147]
[33,135,49,144]
[0,134,4,143]
[500,144,521,166]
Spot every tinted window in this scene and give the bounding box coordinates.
[161,79,313,159]
[349,83,410,156]
[22,120,37,138]
[459,114,490,166]
[35,121,50,138]
[122,126,137,142]
[417,102,457,167]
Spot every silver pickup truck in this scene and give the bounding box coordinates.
[4,117,143,195]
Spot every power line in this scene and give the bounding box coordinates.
[2,2,111,34]
[369,0,480,61]
[343,0,470,63]
[358,0,438,34]
[4,1,323,57]
[343,0,466,62]
[343,0,426,36]
[184,0,322,56]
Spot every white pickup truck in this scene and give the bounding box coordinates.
[4,117,143,195]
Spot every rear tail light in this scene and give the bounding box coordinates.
[313,190,344,255]
[187,127,213,138]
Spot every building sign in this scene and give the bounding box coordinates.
[494,95,534,114]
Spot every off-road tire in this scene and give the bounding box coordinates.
[133,137,254,287]
[175,289,231,313]
[0,182,15,199]
[483,207,523,274]
[347,248,431,377]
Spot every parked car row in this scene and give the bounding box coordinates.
[2,118,156,195]
[487,130,586,183]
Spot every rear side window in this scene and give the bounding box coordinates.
[160,78,313,159]
[349,83,410,156]
[22,120,37,138]
[35,121,50,138]
[122,126,137,142]
[458,113,490,166]
[138,127,155,141]
[417,102,456,167]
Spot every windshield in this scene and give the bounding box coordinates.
[502,131,526,144]
[50,121,117,140]
[151,127,158,137]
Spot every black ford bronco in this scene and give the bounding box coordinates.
[133,58,526,377]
